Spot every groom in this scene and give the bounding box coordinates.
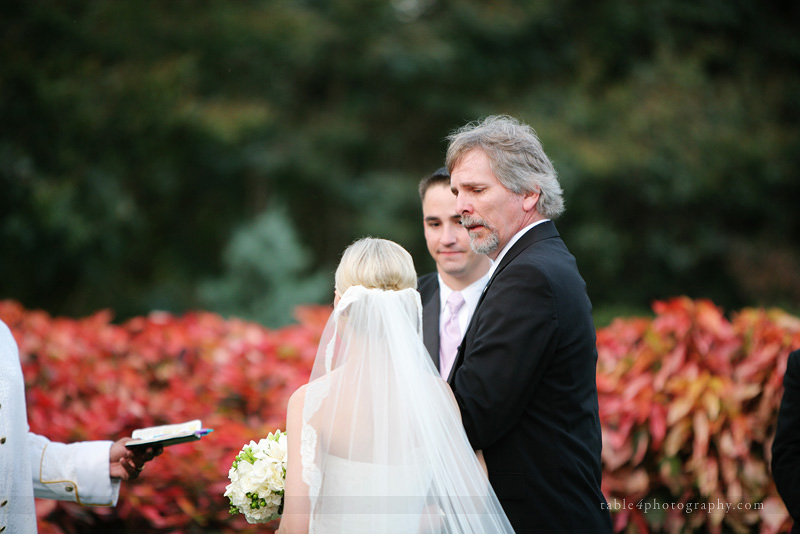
[446,115,612,532]
[417,167,491,379]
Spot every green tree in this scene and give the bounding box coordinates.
[1,0,798,323]
[199,206,330,327]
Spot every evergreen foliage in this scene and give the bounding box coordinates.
[1,0,798,323]
[199,206,330,327]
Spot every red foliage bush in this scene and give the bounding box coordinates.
[1,297,798,533]
[598,297,799,533]
[0,300,329,534]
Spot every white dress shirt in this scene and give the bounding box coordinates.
[1,320,120,534]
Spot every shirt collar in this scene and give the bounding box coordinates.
[437,270,491,315]
[486,219,550,280]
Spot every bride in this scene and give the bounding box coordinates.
[277,237,514,534]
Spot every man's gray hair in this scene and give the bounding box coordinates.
[445,115,565,219]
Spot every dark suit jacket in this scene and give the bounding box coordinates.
[418,272,441,371]
[773,349,800,533]
[449,221,612,533]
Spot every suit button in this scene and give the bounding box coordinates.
[65,486,74,492]
[0,437,5,444]
[1,525,6,532]
[0,500,6,507]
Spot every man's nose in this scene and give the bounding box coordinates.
[441,223,458,245]
[455,195,471,215]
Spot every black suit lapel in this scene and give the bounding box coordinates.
[422,289,440,370]
[488,221,559,288]
[448,221,560,385]
[478,221,560,309]
[418,274,441,370]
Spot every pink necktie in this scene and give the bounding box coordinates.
[439,291,465,379]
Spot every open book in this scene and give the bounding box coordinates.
[125,419,213,449]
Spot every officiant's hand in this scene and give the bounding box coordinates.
[109,437,163,480]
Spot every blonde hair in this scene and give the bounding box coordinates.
[335,238,417,294]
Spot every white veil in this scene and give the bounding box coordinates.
[300,285,514,533]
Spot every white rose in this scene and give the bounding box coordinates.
[264,462,285,492]
[224,481,247,509]
[227,465,240,484]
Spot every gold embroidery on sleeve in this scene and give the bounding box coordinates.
[38,443,114,507]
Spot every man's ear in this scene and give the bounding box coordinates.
[522,190,540,212]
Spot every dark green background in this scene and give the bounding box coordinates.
[2,0,799,326]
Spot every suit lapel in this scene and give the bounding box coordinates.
[448,221,560,385]
[487,221,559,291]
[419,278,441,370]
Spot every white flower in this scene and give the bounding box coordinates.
[224,430,288,524]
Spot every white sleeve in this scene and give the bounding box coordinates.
[29,433,121,506]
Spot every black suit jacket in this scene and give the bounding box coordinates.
[773,349,800,533]
[449,221,612,533]
[418,272,441,371]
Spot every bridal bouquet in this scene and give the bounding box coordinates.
[224,430,288,524]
